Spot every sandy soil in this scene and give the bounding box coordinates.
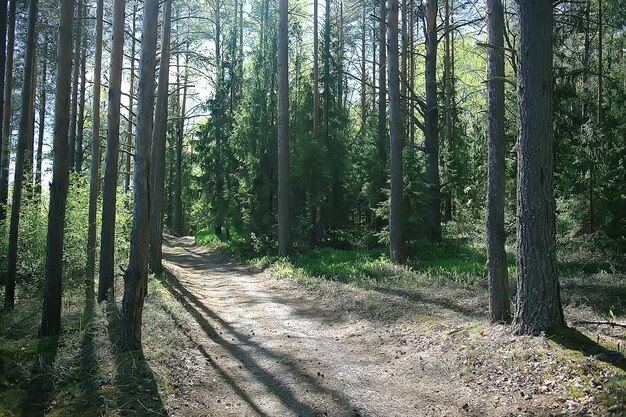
[158,236,620,417]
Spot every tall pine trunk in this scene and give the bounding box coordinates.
[0,0,16,222]
[75,12,87,173]
[98,0,126,302]
[388,0,403,264]
[40,0,75,337]
[85,0,104,283]
[424,0,441,242]
[124,5,137,194]
[277,0,291,257]
[34,42,47,201]
[486,0,510,323]
[149,0,172,273]
[512,1,565,335]
[68,0,82,172]
[4,0,38,310]
[120,0,159,352]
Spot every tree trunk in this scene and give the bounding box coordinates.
[277,0,290,257]
[124,4,137,194]
[85,0,104,283]
[0,0,16,222]
[98,0,126,303]
[360,2,366,135]
[172,51,187,237]
[512,2,565,335]
[443,0,453,222]
[313,0,319,132]
[424,0,441,242]
[388,0,403,264]
[40,0,75,337]
[75,10,87,173]
[120,0,159,352]
[0,0,8,207]
[68,0,82,172]
[149,0,172,273]
[486,0,510,323]
[35,41,47,201]
[377,0,387,198]
[4,0,38,310]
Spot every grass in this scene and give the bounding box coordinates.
[0,277,196,416]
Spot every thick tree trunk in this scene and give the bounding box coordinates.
[149,0,172,273]
[4,0,38,310]
[120,0,159,352]
[35,42,47,201]
[512,2,565,335]
[124,5,137,194]
[424,0,441,242]
[388,0,403,264]
[68,0,82,172]
[0,0,16,222]
[98,0,126,303]
[277,0,290,257]
[85,0,104,283]
[486,0,510,323]
[40,0,75,337]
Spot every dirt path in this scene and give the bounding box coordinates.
[160,237,554,417]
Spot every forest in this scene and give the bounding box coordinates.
[0,0,625,415]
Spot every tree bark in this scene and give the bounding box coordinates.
[0,0,16,222]
[75,8,87,173]
[98,0,126,303]
[68,0,83,172]
[424,0,441,242]
[4,0,38,310]
[486,0,510,323]
[40,0,75,336]
[172,51,187,237]
[120,0,159,352]
[34,41,47,201]
[388,0,403,264]
[313,0,319,132]
[443,0,453,222]
[512,1,565,335]
[377,0,387,198]
[0,0,8,206]
[85,0,104,283]
[277,0,290,257]
[124,4,137,194]
[149,0,172,273]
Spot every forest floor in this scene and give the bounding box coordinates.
[1,235,625,416]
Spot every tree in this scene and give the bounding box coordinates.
[34,40,48,201]
[0,0,16,222]
[68,0,83,172]
[85,0,104,283]
[486,0,510,323]
[119,0,159,352]
[40,0,75,337]
[4,0,38,310]
[149,0,173,273]
[388,0,403,263]
[124,4,137,194]
[98,0,126,303]
[512,1,565,335]
[424,0,441,242]
[277,0,290,257]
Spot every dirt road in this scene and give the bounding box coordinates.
[160,236,558,417]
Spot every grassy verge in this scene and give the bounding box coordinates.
[0,276,196,416]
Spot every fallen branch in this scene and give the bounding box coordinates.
[573,320,626,329]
